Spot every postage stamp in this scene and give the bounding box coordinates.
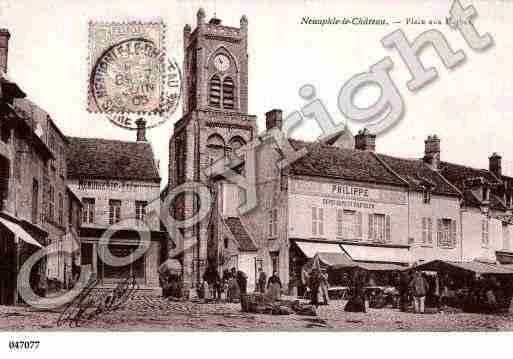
[87,21,181,129]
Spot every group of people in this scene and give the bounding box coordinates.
[201,266,247,302]
[258,268,282,301]
[199,266,283,302]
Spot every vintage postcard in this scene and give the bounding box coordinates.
[1,0,513,356]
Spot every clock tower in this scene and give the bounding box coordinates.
[168,9,257,290]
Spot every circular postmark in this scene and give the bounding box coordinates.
[89,37,181,130]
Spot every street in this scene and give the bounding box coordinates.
[1,296,513,331]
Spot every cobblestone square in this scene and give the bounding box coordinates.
[2,295,513,331]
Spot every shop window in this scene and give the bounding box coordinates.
[100,245,145,283]
[368,213,391,243]
[82,197,95,224]
[482,218,489,247]
[109,199,121,224]
[268,208,278,238]
[337,209,362,240]
[311,206,324,236]
[437,218,456,249]
[81,243,93,265]
[421,217,433,245]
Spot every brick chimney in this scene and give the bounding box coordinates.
[0,29,10,75]
[424,135,440,170]
[354,128,376,152]
[489,152,502,178]
[265,109,283,131]
[135,118,147,142]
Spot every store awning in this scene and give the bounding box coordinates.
[294,240,345,258]
[355,262,405,271]
[314,252,355,269]
[415,260,513,275]
[0,218,43,248]
[341,243,412,264]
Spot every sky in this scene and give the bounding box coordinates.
[1,0,513,187]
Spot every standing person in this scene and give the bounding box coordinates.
[410,270,429,313]
[203,266,221,300]
[319,270,330,305]
[398,271,411,312]
[257,268,267,293]
[308,268,321,307]
[267,271,282,301]
[236,269,248,295]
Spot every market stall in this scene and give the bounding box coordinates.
[412,259,513,313]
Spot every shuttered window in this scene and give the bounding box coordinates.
[312,207,324,236]
[338,209,362,240]
[482,218,489,246]
[368,213,390,243]
[109,199,121,225]
[422,217,433,245]
[222,77,235,109]
[268,208,278,238]
[209,75,221,108]
[437,218,456,249]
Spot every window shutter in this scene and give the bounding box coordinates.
[368,214,374,241]
[428,218,433,244]
[451,220,457,248]
[481,220,485,244]
[385,215,391,242]
[422,218,427,244]
[312,207,317,236]
[437,219,443,247]
[319,208,324,235]
[337,209,343,236]
[356,212,363,239]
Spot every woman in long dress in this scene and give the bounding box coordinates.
[267,271,282,301]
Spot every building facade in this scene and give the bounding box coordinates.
[167,10,257,290]
[166,11,513,295]
[66,125,166,294]
[0,28,74,304]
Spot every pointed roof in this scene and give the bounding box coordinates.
[67,137,160,182]
[377,154,460,197]
[224,217,257,252]
[288,139,407,188]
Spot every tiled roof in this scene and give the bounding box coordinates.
[67,137,160,182]
[462,190,481,208]
[377,154,460,197]
[440,161,499,189]
[288,139,407,188]
[224,217,257,252]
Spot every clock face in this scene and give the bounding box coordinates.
[214,54,230,71]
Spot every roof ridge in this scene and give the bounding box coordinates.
[67,136,148,145]
[373,153,410,187]
[429,163,463,197]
